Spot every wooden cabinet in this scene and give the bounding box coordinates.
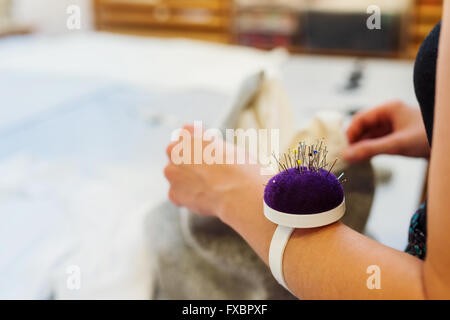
[94,0,234,43]
[94,0,444,60]
[408,0,443,58]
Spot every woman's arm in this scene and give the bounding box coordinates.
[218,167,426,299]
[165,130,427,299]
[237,8,450,297]
[423,1,450,299]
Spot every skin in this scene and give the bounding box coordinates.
[424,2,450,299]
[164,3,450,299]
[343,100,430,162]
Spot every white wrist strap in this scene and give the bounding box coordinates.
[269,225,294,292]
[266,199,345,293]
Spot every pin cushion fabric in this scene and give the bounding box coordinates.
[264,168,344,215]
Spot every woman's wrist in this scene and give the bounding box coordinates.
[216,186,250,227]
[216,167,277,265]
[216,167,266,226]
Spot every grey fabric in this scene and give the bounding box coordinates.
[146,202,295,300]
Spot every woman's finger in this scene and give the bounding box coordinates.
[166,141,178,159]
[343,134,400,162]
[346,104,395,143]
[346,110,379,143]
[182,124,195,134]
[168,187,182,206]
[347,109,383,141]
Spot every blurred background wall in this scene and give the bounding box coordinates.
[0,0,444,59]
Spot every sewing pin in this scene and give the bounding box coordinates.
[326,159,338,177]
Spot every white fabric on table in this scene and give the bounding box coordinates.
[0,33,285,299]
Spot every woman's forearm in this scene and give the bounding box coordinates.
[284,222,424,299]
[219,173,426,299]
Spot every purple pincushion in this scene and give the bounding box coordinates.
[264,167,344,215]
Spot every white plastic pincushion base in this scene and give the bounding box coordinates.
[264,198,346,228]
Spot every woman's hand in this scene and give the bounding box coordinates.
[164,125,264,221]
[343,100,430,162]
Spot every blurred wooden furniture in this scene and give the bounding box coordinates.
[94,0,444,60]
[0,0,30,38]
[234,0,415,59]
[0,25,30,38]
[408,0,443,58]
[94,0,234,43]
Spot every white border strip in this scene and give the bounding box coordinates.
[264,198,345,228]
